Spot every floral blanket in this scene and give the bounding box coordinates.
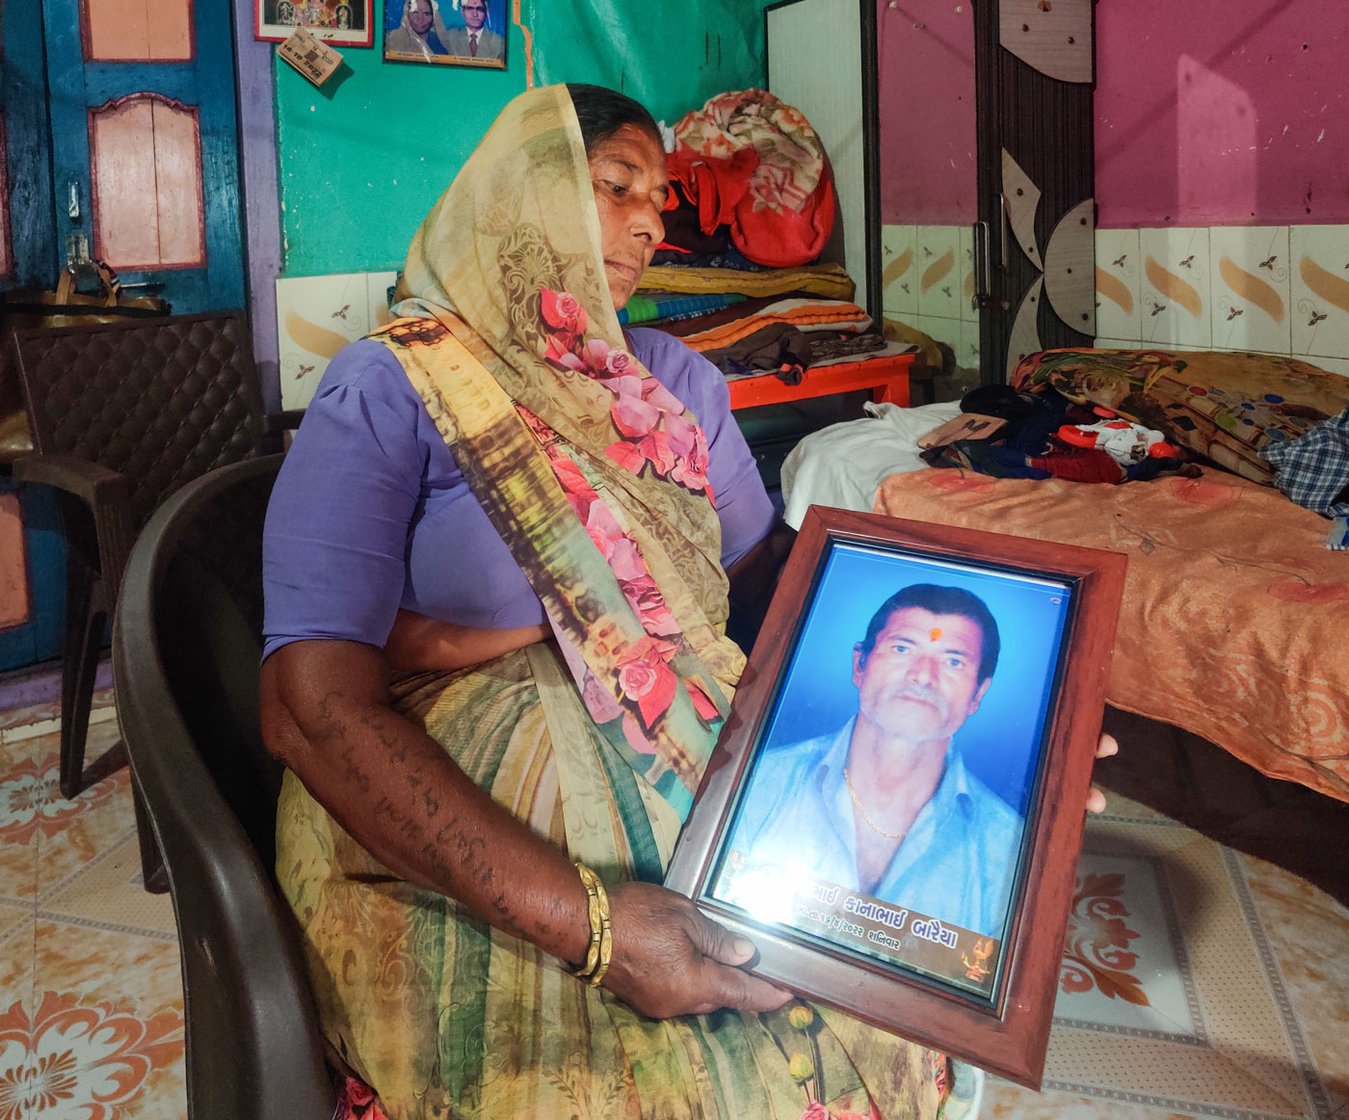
[873,468,1349,802]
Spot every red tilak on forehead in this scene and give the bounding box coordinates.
[930,627,943,642]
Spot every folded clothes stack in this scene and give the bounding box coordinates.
[629,88,899,385]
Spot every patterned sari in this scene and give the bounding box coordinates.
[276,85,943,1120]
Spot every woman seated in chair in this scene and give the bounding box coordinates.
[261,83,1113,1120]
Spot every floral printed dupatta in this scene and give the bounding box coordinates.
[379,84,745,819]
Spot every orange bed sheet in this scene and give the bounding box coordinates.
[872,468,1349,802]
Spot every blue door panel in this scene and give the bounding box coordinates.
[2,3,57,288]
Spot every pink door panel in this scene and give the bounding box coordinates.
[0,495,28,632]
[89,95,205,269]
[83,0,193,61]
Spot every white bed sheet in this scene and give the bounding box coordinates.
[779,400,962,529]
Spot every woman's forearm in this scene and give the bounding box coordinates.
[261,639,591,966]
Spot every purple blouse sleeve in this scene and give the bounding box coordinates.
[261,343,428,660]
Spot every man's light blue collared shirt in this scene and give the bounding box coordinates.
[722,719,1024,938]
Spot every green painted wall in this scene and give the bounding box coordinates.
[275,0,776,277]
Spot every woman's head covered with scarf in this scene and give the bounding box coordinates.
[398,85,668,357]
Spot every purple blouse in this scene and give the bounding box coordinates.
[262,328,775,659]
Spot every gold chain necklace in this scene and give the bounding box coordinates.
[843,768,908,840]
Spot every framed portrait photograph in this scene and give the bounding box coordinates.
[257,0,374,45]
[666,507,1127,1088]
[383,0,507,67]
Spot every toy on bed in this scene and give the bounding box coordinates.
[1056,415,1180,464]
[781,348,1349,803]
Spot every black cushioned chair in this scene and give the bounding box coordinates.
[112,454,334,1120]
[8,312,299,883]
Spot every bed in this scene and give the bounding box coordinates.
[780,350,1349,802]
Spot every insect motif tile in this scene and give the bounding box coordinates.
[1094,228,1141,343]
[957,317,981,374]
[1210,226,1291,354]
[1139,227,1212,349]
[916,226,964,320]
[1290,224,1349,360]
[881,224,918,317]
[276,272,372,410]
[958,223,978,324]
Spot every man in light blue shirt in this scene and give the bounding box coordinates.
[722,584,1023,939]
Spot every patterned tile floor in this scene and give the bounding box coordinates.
[0,696,1345,1120]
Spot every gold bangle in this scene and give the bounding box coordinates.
[571,862,613,988]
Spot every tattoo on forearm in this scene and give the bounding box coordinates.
[312,692,349,744]
[304,688,552,943]
[371,795,422,844]
[338,742,372,794]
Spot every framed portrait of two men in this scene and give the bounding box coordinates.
[665,507,1128,1088]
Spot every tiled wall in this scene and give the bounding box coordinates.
[879,224,980,373]
[883,222,1349,382]
[1095,225,1349,378]
[275,271,399,410]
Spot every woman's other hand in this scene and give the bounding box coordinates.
[1086,732,1119,814]
[602,881,792,1018]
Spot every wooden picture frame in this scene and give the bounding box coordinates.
[256,0,374,45]
[382,0,507,68]
[666,507,1127,1088]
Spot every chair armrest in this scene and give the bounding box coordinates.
[12,452,136,594]
[264,410,305,433]
[13,452,125,504]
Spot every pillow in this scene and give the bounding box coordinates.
[1012,348,1349,484]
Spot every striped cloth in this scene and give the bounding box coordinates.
[617,291,745,325]
[676,298,871,353]
[638,261,855,301]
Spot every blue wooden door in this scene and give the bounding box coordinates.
[41,0,245,314]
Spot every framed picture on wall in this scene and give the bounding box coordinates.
[257,0,374,45]
[665,506,1127,1088]
[383,0,507,67]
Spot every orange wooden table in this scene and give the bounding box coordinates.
[725,352,916,410]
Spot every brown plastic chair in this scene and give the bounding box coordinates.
[112,454,335,1120]
[7,312,297,884]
